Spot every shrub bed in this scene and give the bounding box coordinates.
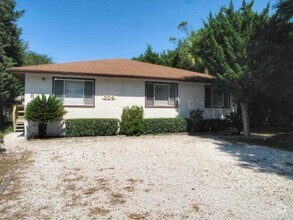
[143,118,187,134]
[201,119,230,132]
[65,119,119,137]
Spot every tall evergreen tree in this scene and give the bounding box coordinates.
[23,50,53,66]
[0,0,24,65]
[250,0,293,128]
[133,44,161,64]
[0,0,24,129]
[191,1,269,138]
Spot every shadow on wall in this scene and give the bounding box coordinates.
[203,108,234,119]
[26,120,65,139]
[189,134,293,180]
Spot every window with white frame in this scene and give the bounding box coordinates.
[53,78,94,106]
[145,82,178,107]
[205,85,230,108]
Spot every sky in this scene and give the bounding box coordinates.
[16,0,277,63]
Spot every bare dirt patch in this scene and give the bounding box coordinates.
[109,192,126,205]
[123,185,135,192]
[128,212,149,220]
[89,206,110,217]
[191,203,200,213]
[82,186,98,195]
[96,178,111,191]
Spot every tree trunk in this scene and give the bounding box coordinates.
[38,123,47,139]
[240,102,251,139]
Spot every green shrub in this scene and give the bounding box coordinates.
[25,95,67,138]
[189,109,204,132]
[120,106,144,136]
[143,118,187,134]
[226,112,242,134]
[65,119,119,137]
[202,119,230,131]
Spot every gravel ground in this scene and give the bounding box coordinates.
[1,132,293,219]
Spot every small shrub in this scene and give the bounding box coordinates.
[226,112,242,134]
[120,106,144,136]
[65,119,119,137]
[143,118,187,134]
[202,119,230,132]
[189,109,204,132]
[25,95,67,138]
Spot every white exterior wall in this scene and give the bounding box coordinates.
[24,73,235,137]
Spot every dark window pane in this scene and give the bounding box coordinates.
[223,92,229,107]
[84,81,93,99]
[155,84,169,106]
[54,80,64,98]
[205,86,211,107]
[169,84,177,106]
[146,83,154,106]
[84,81,94,105]
[212,88,223,106]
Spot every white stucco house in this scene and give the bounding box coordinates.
[9,59,235,137]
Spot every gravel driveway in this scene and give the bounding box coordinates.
[1,133,293,219]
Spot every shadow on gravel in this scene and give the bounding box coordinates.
[188,133,293,180]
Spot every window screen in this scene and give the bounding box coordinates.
[205,86,229,108]
[53,78,94,106]
[146,82,178,107]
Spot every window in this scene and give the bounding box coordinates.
[205,86,229,108]
[145,82,178,107]
[53,78,94,106]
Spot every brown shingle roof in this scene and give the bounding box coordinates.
[8,58,213,82]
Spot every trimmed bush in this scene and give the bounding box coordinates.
[120,106,144,136]
[143,118,187,134]
[202,119,230,132]
[189,109,204,132]
[65,119,119,137]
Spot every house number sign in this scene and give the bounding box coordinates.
[102,96,116,101]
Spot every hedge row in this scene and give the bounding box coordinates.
[143,118,187,134]
[65,119,119,137]
[65,118,230,137]
[202,119,231,132]
[187,118,230,132]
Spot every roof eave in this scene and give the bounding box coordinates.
[7,69,214,83]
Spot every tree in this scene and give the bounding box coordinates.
[25,95,67,138]
[190,1,269,138]
[23,50,53,66]
[133,44,161,64]
[133,40,202,71]
[0,0,25,129]
[249,0,293,129]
